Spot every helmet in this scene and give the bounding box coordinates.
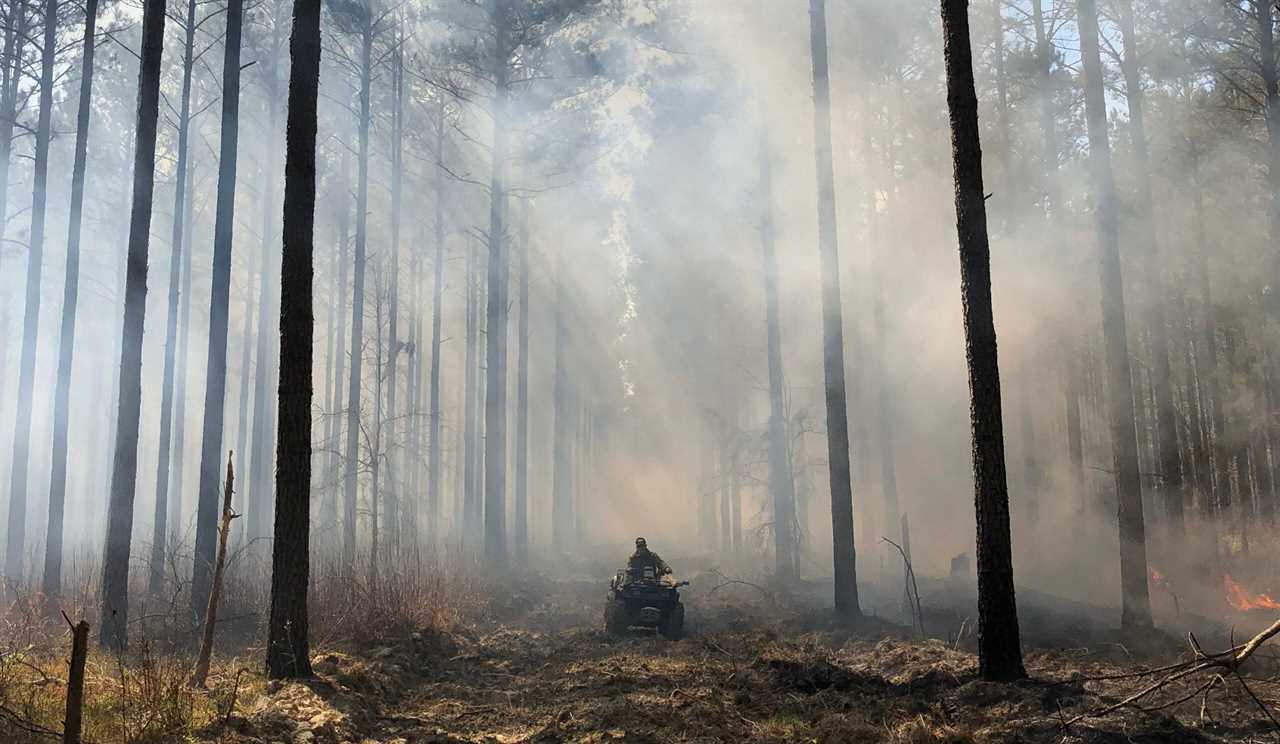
[635,537,647,549]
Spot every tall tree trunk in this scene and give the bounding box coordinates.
[4,0,57,581]
[0,0,28,268]
[249,87,282,545]
[327,170,350,539]
[321,226,338,524]
[172,140,197,531]
[101,0,167,649]
[385,31,403,557]
[514,197,530,561]
[551,245,572,554]
[192,0,243,623]
[1030,0,1085,503]
[267,0,321,678]
[463,237,480,550]
[370,285,384,585]
[807,0,859,616]
[1257,0,1280,256]
[342,18,372,574]
[1118,0,1183,535]
[483,0,511,566]
[939,0,1025,681]
[43,0,99,597]
[759,125,796,579]
[1078,0,1152,630]
[149,0,199,595]
[428,106,445,544]
[233,257,255,545]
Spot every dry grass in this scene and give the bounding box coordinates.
[0,549,474,744]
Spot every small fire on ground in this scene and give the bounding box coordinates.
[1224,574,1280,612]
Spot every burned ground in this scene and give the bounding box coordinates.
[184,575,1280,743]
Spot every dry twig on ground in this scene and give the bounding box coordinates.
[1066,617,1280,733]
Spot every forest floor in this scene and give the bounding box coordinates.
[193,572,1280,744]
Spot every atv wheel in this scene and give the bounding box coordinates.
[604,599,629,636]
[659,604,684,640]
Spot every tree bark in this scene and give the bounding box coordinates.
[101,0,167,649]
[192,0,243,624]
[1078,0,1152,630]
[43,0,99,597]
[150,0,199,596]
[267,0,321,678]
[807,0,859,616]
[63,619,88,744]
[5,0,58,581]
[939,0,1026,681]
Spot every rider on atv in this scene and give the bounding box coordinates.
[608,537,685,638]
[627,537,672,579]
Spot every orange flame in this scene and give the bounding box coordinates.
[1224,574,1280,611]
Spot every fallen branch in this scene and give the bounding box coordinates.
[1065,617,1280,734]
[881,537,924,638]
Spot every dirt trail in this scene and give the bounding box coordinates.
[214,577,1277,743]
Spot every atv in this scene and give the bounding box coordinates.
[604,566,688,640]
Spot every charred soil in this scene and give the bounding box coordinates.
[211,575,1280,743]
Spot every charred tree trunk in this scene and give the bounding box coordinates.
[939,0,1026,681]
[266,0,321,678]
[759,125,796,579]
[342,16,373,574]
[192,0,243,623]
[43,0,99,597]
[150,0,199,595]
[807,0,859,616]
[5,0,58,581]
[1078,0,1152,630]
[101,0,167,649]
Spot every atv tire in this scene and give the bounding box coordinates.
[604,599,629,636]
[659,604,684,640]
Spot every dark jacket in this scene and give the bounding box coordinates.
[627,548,671,576]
